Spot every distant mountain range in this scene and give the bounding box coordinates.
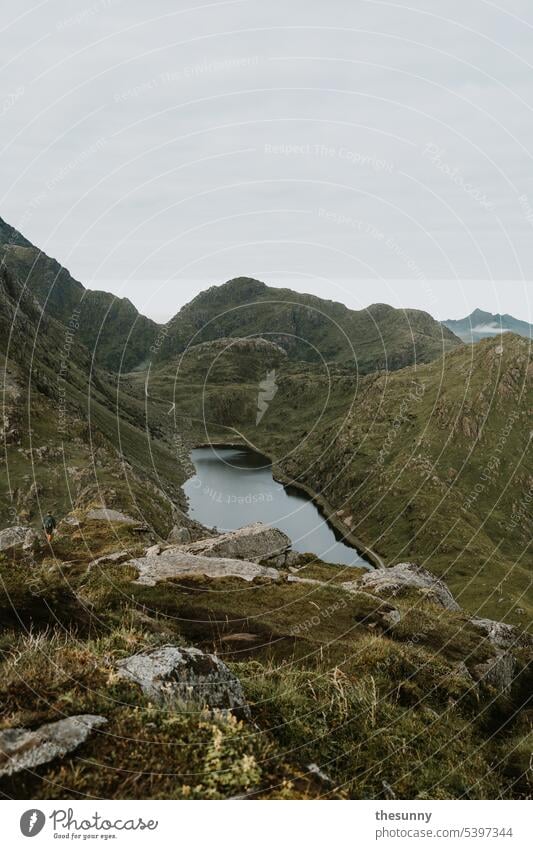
[0,216,461,374]
[443,308,533,343]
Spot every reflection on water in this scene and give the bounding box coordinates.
[184,446,369,567]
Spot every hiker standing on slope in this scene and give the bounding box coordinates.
[43,512,56,542]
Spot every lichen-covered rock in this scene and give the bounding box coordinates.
[471,652,516,694]
[86,508,137,524]
[117,645,251,718]
[61,514,81,528]
[23,528,40,550]
[0,526,31,552]
[167,525,191,544]
[470,617,533,650]
[0,715,107,777]
[350,563,460,611]
[130,548,281,586]
[180,522,290,563]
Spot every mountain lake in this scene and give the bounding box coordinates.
[184,446,370,567]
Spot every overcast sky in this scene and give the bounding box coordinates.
[1,0,533,323]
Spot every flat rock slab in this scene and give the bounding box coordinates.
[88,550,130,569]
[130,548,281,586]
[86,508,137,524]
[0,715,107,777]
[180,522,291,562]
[287,575,326,587]
[117,645,251,718]
[351,562,460,611]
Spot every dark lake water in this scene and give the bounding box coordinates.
[184,446,369,567]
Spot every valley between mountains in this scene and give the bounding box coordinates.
[0,216,531,800]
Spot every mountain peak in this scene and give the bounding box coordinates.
[0,216,33,249]
[443,308,532,343]
[468,308,494,322]
[217,277,267,298]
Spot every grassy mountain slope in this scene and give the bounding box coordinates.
[158,277,462,371]
[0,217,159,371]
[0,261,187,534]
[0,519,531,800]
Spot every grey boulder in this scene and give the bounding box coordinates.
[117,645,251,718]
[350,563,460,611]
[0,526,31,552]
[180,522,290,563]
[167,525,191,544]
[0,715,107,777]
[23,528,40,550]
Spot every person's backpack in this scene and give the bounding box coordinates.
[44,516,55,533]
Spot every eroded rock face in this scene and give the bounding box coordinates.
[117,645,251,718]
[0,715,107,777]
[130,548,281,586]
[86,508,137,524]
[0,526,31,552]
[351,563,460,611]
[180,522,290,563]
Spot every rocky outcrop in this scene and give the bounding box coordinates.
[168,525,191,544]
[86,508,137,524]
[470,617,533,650]
[60,513,82,529]
[179,522,290,563]
[22,528,40,550]
[265,550,301,569]
[0,715,107,777]
[345,563,460,611]
[471,652,516,694]
[0,526,31,552]
[117,645,251,717]
[130,547,281,586]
